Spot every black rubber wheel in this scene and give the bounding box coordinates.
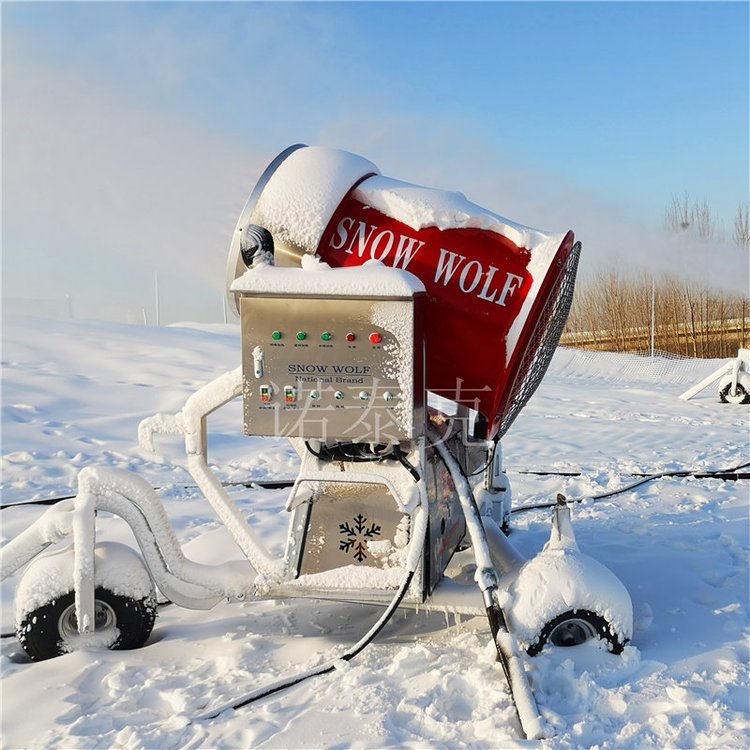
[17,587,157,661]
[526,609,627,657]
[719,382,750,404]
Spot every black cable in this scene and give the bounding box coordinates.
[197,457,423,720]
[510,460,750,515]
[305,441,384,463]
[514,459,750,479]
[391,444,421,483]
[197,569,416,719]
[0,479,297,511]
[468,454,493,477]
[0,494,77,510]
[304,441,421,482]
[191,444,425,721]
[4,460,744,513]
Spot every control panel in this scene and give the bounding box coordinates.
[240,295,423,442]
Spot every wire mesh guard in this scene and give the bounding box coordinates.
[495,241,582,440]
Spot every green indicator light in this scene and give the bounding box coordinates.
[321,332,332,341]
[296,331,307,341]
[271,331,282,340]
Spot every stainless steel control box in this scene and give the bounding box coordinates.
[240,294,424,442]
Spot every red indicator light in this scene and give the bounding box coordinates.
[346,333,356,342]
[369,332,382,345]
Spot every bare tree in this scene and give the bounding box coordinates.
[562,268,750,358]
[733,204,750,248]
[665,192,692,232]
[665,195,725,241]
[690,199,722,241]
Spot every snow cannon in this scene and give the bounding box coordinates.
[226,144,580,441]
[2,144,633,743]
[679,348,750,404]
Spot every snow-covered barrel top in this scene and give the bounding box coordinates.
[227,145,580,439]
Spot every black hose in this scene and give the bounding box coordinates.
[194,446,420,716]
[511,460,750,515]
[391,444,421,483]
[4,459,745,513]
[198,568,417,719]
[515,459,750,479]
[304,441,421,482]
[0,479,297,511]
[0,494,77,510]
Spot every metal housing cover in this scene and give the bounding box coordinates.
[240,294,424,443]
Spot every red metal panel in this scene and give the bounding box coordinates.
[316,195,572,437]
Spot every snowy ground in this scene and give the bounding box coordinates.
[1,313,748,749]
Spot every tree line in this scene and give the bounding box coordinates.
[561,195,749,359]
[562,270,748,359]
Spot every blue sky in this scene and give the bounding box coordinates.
[3,2,748,323]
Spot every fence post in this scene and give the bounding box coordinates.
[155,272,161,327]
[650,278,656,358]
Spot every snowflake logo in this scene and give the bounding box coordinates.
[339,513,382,562]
